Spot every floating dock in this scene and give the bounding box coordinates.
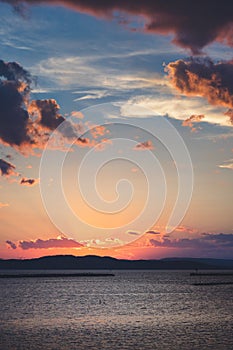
[0,273,115,278]
[190,272,233,276]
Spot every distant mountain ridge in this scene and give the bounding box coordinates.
[0,255,233,270]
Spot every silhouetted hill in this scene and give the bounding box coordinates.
[0,255,233,270]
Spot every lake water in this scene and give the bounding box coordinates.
[0,270,232,350]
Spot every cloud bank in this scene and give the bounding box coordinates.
[6,236,84,250]
[150,233,233,251]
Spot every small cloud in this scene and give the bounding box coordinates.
[75,137,93,147]
[131,167,139,173]
[146,230,160,235]
[182,114,205,132]
[219,159,233,170]
[20,178,39,186]
[83,237,125,247]
[126,230,141,236]
[6,240,17,250]
[174,225,198,234]
[71,111,84,119]
[87,123,107,139]
[94,138,112,152]
[0,159,16,176]
[134,140,154,151]
[0,202,9,208]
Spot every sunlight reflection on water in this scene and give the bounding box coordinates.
[0,270,232,350]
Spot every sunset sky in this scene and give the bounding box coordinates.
[0,0,233,260]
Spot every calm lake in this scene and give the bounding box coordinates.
[0,270,232,350]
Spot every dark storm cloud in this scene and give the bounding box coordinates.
[0,59,32,147]
[0,59,83,151]
[0,59,31,85]
[167,58,233,122]
[3,0,233,52]
[18,236,84,249]
[6,240,17,249]
[0,159,16,176]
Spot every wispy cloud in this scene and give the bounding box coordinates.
[122,95,230,126]
[126,230,141,236]
[174,225,198,234]
[73,89,110,102]
[219,159,233,170]
[32,55,167,92]
[146,230,160,235]
[0,202,9,209]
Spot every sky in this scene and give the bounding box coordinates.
[0,0,233,260]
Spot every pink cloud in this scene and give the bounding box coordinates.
[71,111,84,119]
[182,115,205,132]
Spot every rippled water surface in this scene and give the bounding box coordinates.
[0,270,233,350]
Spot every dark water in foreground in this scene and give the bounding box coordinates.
[0,270,232,350]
